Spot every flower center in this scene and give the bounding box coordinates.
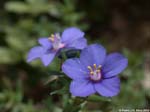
[87,64,102,81]
[48,34,65,51]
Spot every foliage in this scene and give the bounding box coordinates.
[0,0,149,112]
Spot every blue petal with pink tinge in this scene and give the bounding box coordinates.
[62,44,128,97]
[27,27,87,66]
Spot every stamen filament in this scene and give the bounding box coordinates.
[90,71,94,74]
[87,64,102,81]
[51,34,54,38]
[93,64,97,69]
[87,66,93,72]
[49,38,54,42]
[98,65,102,69]
[96,70,100,73]
[48,34,55,42]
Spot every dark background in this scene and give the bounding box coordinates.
[0,0,150,112]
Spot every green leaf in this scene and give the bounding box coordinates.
[5,2,29,13]
[87,94,112,102]
[0,47,19,64]
[50,87,67,95]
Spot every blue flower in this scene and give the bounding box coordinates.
[27,27,87,66]
[62,44,128,97]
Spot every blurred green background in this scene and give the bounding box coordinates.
[0,0,150,112]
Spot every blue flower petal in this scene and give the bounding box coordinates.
[38,37,52,49]
[67,37,87,49]
[41,52,56,66]
[80,44,106,69]
[62,58,88,80]
[27,46,44,62]
[61,27,84,44]
[70,80,95,97]
[102,53,128,78]
[94,77,120,97]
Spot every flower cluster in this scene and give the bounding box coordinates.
[27,27,128,97]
